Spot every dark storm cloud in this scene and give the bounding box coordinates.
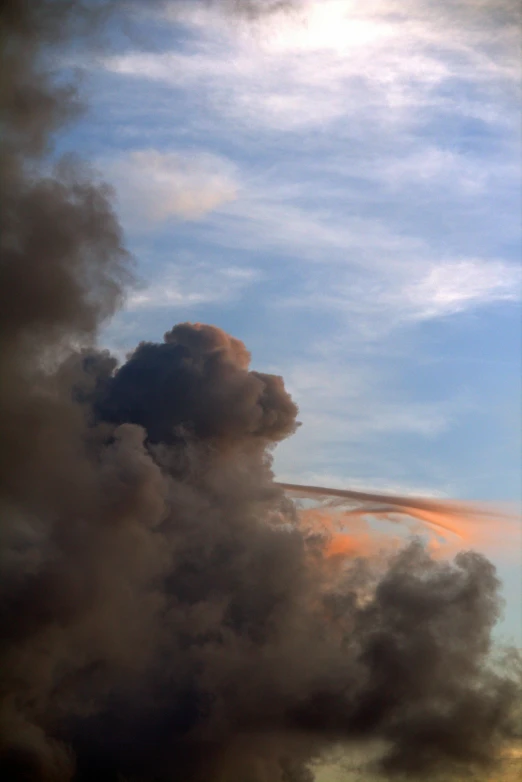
[0,2,520,781]
[95,323,299,445]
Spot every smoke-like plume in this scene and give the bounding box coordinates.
[0,2,520,781]
[279,483,521,558]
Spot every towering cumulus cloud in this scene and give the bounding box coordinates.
[0,2,519,781]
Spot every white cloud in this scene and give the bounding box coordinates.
[95,0,521,336]
[126,262,259,310]
[201,187,427,267]
[373,146,489,194]
[400,259,522,320]
[277,256,521,335]
[97,148,520,338]
[107,149,239,224]
[106,0,519,133]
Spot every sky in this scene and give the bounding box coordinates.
[61,0,521,640]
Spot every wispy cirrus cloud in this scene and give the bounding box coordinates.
[270,357,457,492]
[400,259,522,320]
[93,0,520,342]
[126,261,260,310]
[278,256,521,332]
[200,191,426,264]
[105,0,520,133]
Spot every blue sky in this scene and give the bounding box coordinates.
[63,0,520,639]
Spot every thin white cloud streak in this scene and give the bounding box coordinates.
[270,359,456,490]
[202,193,427,264]
[278,360,452,440]
[293,401,450,439]
[279,257,521,330]
[361,146,505,196]
[400,260,522,320]
[111,174,520,335]
[126,262,260,310]
[191,182,520,332]
[97,141,520,334]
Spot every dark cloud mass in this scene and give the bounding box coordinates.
[95,323,298,445]
[0,1,520,780]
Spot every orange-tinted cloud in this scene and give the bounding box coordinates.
[280,482,521,561]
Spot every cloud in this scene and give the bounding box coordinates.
[270,359,454,489]
[108,149,239,224]
[2,2,520,776]
[104,0,520,133]
[277,256,521,335]
[126,261,260,309]
[275,470,445,499]
[92,0,520,341]
[401,259,522,320]
[371,146,489,194]
[181,178,429,275]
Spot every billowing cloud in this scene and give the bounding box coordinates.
[1,3,520,780]
[2,318,520,781]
